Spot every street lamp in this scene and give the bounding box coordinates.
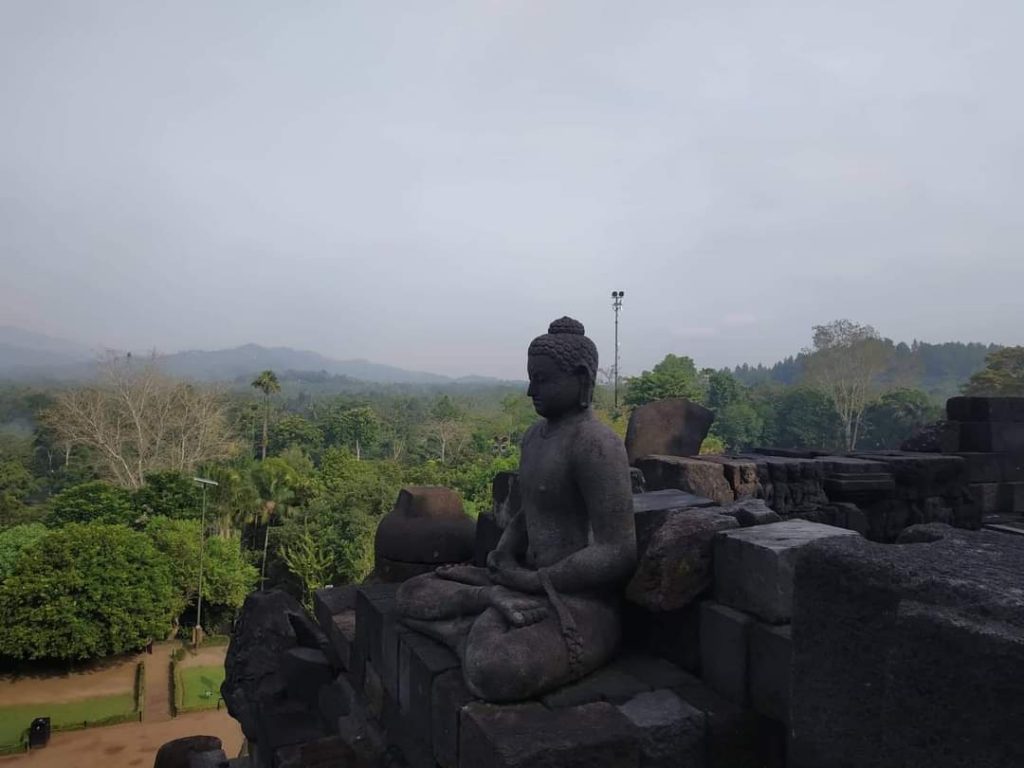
[611,291,625,408]
[192,477,218,647]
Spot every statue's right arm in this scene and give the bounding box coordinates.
[491,510,527,562]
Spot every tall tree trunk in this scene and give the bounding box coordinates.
[261,396,269,460]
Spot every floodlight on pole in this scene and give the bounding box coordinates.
[611,291,624,408]
[192,477,218,647]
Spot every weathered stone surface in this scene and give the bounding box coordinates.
[900,420,961,452]
[947,396,1024,423]
[735,454,829,516]
[314,586,357,671]
[955,451,1024,483]
[699,602,753,705]
[615,653,692,690]
[222,590,325,741]
[627,508,738,612]
[714,521,860,624]
[959,420,1024,452]
[432,669,476,768]
[282,647,332,708]
[154,736,225,768]
[491,470,521,528]
[617,690,705,768]
[472,511,502,567]
[354,584,399,682]
[748,623,790,724]
[256,701,327,758]
[374,486,476,574]
[695,456,761,499]
[789,524,1024,768]
[850,451,966,499]
[459,701,640,768]
[625,398,714,464]
[632,488,716,514]
[716,498,781,527]
[630,467,646,494]
[398,630,459,746]
[671,671,765,768]
[623,601,703,674]
[823,472,895,500]
[273,734,370,768]
[541,662,650,708]
[634,455,734,504]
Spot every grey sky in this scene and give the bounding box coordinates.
[2,0,1022,380]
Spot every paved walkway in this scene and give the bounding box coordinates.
[141,644,173,723]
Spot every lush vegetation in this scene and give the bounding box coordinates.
[0,685,140,753]
[0,328,1017,667]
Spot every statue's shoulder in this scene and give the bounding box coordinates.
[521,420,544,446]
[574,413,627,455]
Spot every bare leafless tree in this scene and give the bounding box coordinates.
[44,354,238,488]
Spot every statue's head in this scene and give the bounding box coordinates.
[527,317,599,419]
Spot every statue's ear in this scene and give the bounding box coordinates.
[576,366,594,407]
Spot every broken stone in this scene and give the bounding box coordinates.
[716,498,781,527]
[627,508,738,612]
[634,455,734,504]
[625,398,714,464]
[618,690,705,768]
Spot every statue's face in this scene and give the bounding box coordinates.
[527,354,581,418]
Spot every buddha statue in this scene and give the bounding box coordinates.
[396,317,636,702]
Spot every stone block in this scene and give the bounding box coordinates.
[695,455,761,499]
[789,524,1024,768]
[541,662,650,708]
[282,647,333,708]
[736,454,828,516]
[473,511,502,567]
[314,585,356,633]
[716,498,781,527]
[850,452,966,500]
[714,521,860,624]
[623,601,703,674]
[628,508,738,612]
[956,452,1005,483]
[632,488,716,514]
[823,472,895,500]
[615,654,693,690]
[748,623,791,724]
[432,669,476,768]
[959,420,1024,452]
[374,486,476,579]
[325,610,354,672]
[635,455,734,504]
[354,583,399,671]
[699,602,753,705]
[671,671,764,768]
[947,396,1024,422]
[399,630,459,745]
[316,675,352,731]
[971,482,1002,514]
[617,690,705,768]
[378,612,407,702]
[625,398,714,464]
[1004,481,1024,512]
[491,470,521,527]
[459,701,640,768]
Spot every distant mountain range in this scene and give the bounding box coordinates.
[0,327,502,386]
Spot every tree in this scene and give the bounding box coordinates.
[134,471,203,521]
[250,457,299,589]
[0,523,47,581]
[281,523,334,610]
[802,320,892,450]
[961,346,1024,396]
[329,407,380,460]
[251,370,281,460]
[44,356,236,488]
[0,523,177,661]
[766,387,843,451]
[47,480,135,527]
[145,516,258,618]
[270,414,323,456]
[427,395,466,464]
[860,389,942,450]
[0,458,37,527]
[624,354,704,406]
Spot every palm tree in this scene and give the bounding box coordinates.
[251,370,280,460]
[250,458,297,590]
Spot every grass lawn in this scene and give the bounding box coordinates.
[0,692,137,752]
[176,665,225,712]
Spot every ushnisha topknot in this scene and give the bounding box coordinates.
[528,316,599,381]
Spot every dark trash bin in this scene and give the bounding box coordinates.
[28,717,50,748]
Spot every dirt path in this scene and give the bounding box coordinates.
[0,709,244,768]
[0,656,139,707]
[177,647,226,670]
[141,644,173,724]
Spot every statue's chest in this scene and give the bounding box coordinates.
[519,431,579,507]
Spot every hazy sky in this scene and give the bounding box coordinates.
[2,1,1023,379]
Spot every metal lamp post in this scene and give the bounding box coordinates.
[192,477,218,647]
[611,291,624,408]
